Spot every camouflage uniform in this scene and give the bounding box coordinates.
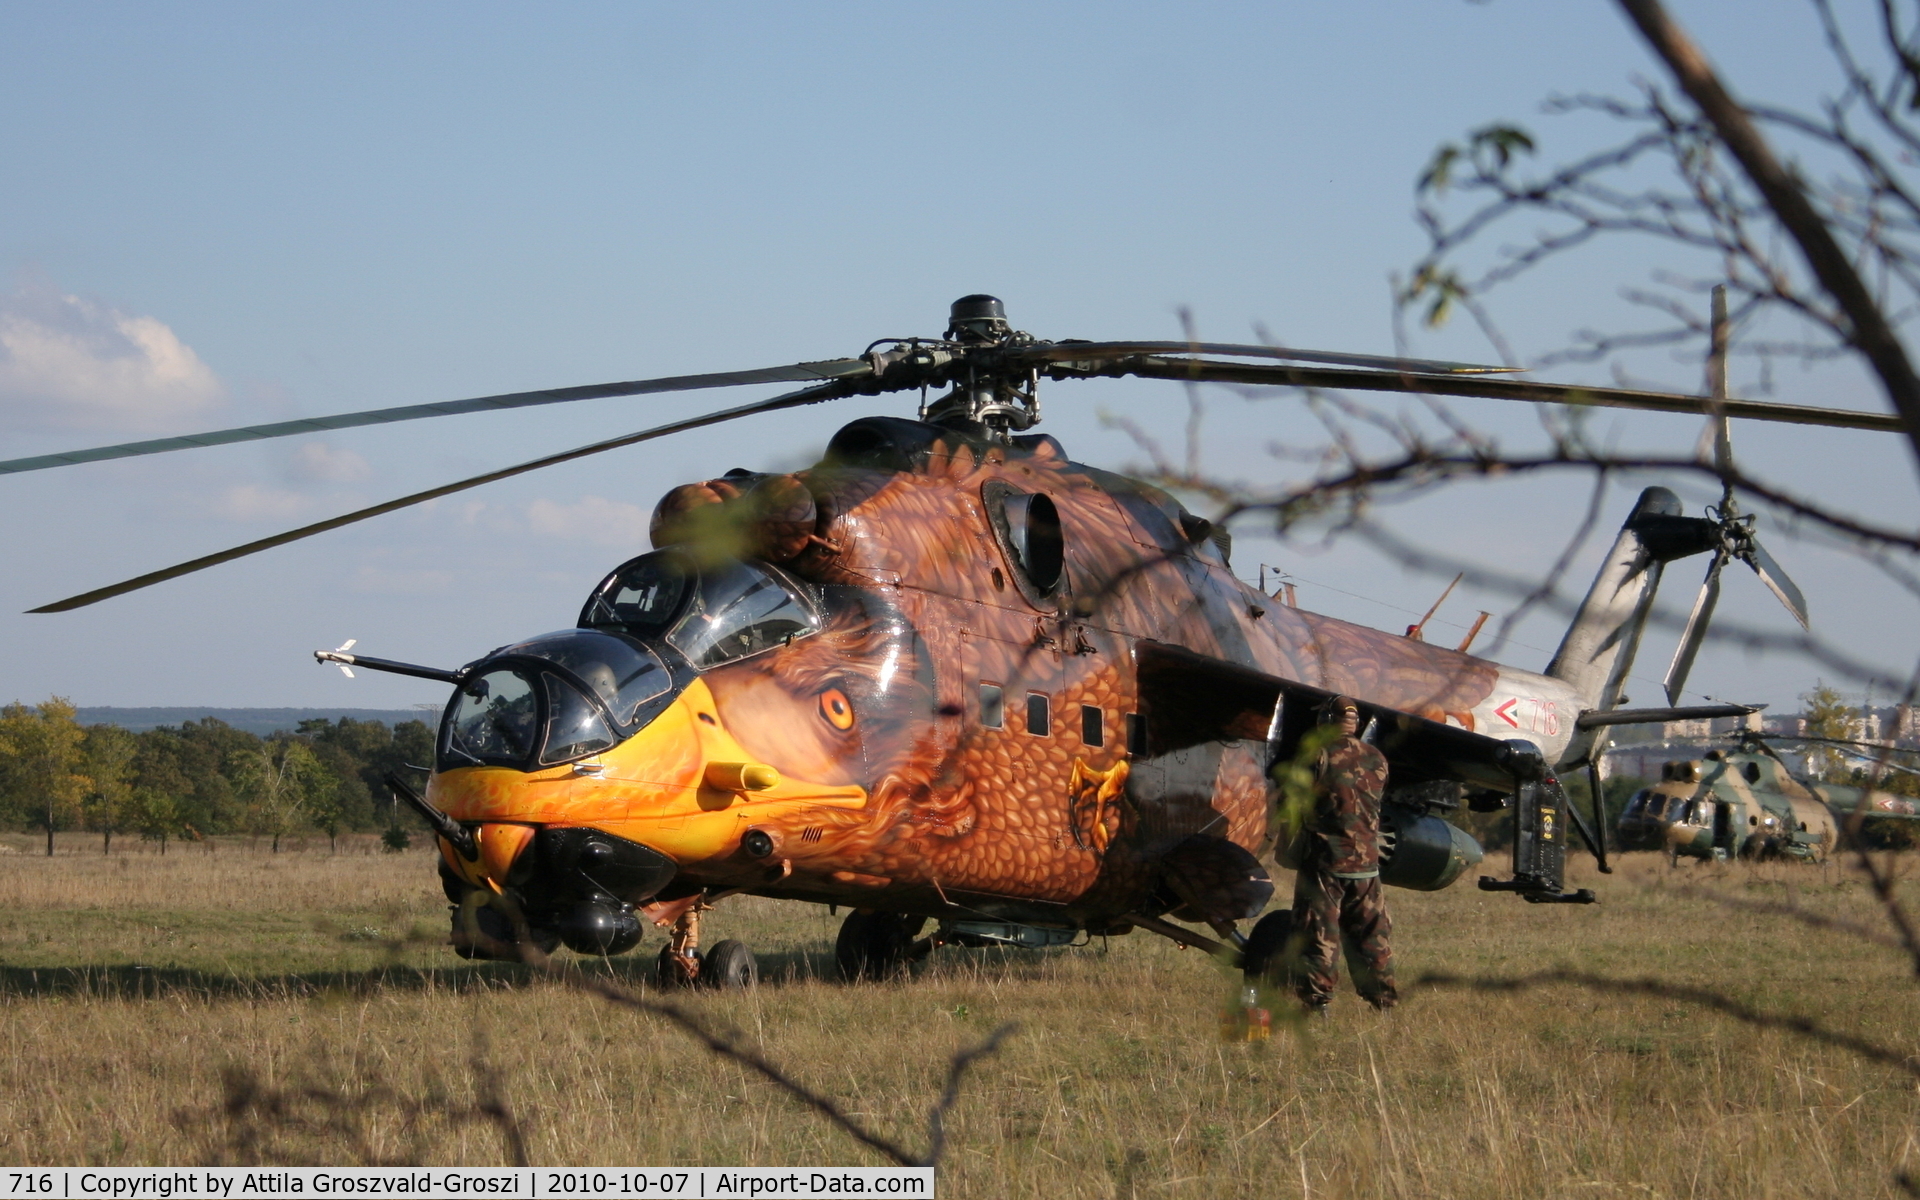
[1289,734,1397,1010]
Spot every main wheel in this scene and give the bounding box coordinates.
[1238,908,1294,986]
[834,911,926,981]
[699,939,759,989]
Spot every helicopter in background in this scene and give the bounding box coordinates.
[11,294,1901,987]
[1616,733,1920,863]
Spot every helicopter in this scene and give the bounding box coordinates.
[11,294,1904,988]
[1616,733,1920,863]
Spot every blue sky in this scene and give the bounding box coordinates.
[0,1,1910,715]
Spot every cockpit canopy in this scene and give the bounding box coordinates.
[440,629,677,771]
[577,550,823,669]
[438,553,823,773]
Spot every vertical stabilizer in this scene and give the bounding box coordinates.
[1547,487,1686,765]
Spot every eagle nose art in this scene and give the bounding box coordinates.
[427,671,864,957]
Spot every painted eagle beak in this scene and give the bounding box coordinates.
[428,676,865,903]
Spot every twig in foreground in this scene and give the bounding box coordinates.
[1416,969,1920,1080]
[475,902,1012,1170]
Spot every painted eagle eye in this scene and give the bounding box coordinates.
[818,688,855,731]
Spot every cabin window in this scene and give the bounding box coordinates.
[1026,693,1051,736]
[1743,762,1761,784]
[1081,704,1104,747]
[1126,712,1147,755]
[979,683,1005,730]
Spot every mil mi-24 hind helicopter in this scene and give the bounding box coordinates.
[13,295,1906,988]
[1617,733,1920,863]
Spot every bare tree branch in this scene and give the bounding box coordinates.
[1617,0,1920,462]
[1416,968,1920,1079]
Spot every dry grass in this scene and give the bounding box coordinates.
[0,833,1916,1197]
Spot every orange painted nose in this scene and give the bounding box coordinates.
[474,823,535,886]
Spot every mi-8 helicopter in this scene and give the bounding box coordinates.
[12,295,1903,987]
[1617,733,1920,862]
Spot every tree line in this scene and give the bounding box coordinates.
[0,698,433,854]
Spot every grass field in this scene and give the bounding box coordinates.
[0,833,1915,1198]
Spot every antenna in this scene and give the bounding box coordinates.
[1405,573,1462,641]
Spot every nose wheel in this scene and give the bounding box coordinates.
[653,901,758,989]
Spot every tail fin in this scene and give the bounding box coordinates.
[1548,487,1711,764]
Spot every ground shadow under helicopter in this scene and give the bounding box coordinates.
[0,942,1106,1003]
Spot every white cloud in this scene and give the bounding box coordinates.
[526,496,653,549]
[213,484,313,521]
[0,277,223,432]
[289,441,371,482]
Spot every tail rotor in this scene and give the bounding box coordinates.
[1662,287,1810,705]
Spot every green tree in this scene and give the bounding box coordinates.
[299,717,434,832]
[134,719,261,836]
[1802,683,1859,783]
[81,724,138,854]
[0,698,92,855]
[131,788,185,854]
[230,737,333,852]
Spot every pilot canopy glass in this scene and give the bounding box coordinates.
[441,629,674,769]
[580,551,823,669]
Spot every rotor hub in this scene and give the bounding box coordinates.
[920,295,1041,435]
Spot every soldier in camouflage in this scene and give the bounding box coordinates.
[1289,694,1397,1013]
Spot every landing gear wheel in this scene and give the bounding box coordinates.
[655,944,702,988]
[699,939,758,989]
[834,911,926,981]
[1238,909,1294,987]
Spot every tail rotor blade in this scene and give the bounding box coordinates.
[1664,552,1727,705]
[1742,538,1810,628]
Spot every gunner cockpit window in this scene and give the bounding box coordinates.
[502,628,671,727]
[540,673,616,764]
[438,629,679,771]
[446,669,539,765]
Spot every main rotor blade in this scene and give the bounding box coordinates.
[1105,357,1906,432]
[1741,538,1811,628]
[1020,341,1519,375]
[28,381,853,613]
[0,358,872,477]
[1664,552,1727,706]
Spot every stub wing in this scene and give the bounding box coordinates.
[1135,641,1543,792]
[1820,786,1920,824]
